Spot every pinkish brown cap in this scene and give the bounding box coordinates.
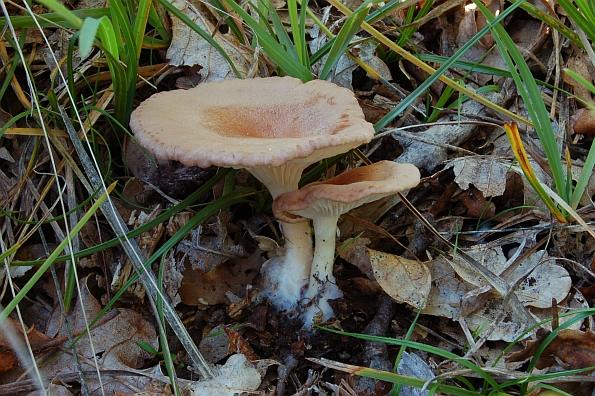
[130,77,375,197]
[129,77,374,169]
[273,161,421,222]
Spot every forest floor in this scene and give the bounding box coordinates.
[1,0,595,395]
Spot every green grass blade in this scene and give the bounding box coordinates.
[133,0,152,60]
[519,311,592,394]
[283,0,309,67]
[395,0,432,48]
[507,0,582,48]
[373,0,525,131]
[565,70,595,208]
[0,8,110,29]
[147,2,171,42]
[298,0,310,69]
[556,0,595,41]
[147,188,255,269]
[262,0,300,63]
[78,17,103,57]
[570,132,595,208]
[366,0,419,24]
[208,0,244,44]
[0,31,26,104]
[109,0,138,123]
[11,169,231,267]
[310,359,480,395]
[156,0,243,79]
[32,0,131,126]
[224,0,312,80]
[317,327,505,393]
[32,0,83,28]
[0,183,116,324]
[473,0,568,204]
[318,0,370,80]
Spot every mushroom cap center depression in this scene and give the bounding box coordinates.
[129,77,375,169]
[205,103,352,139]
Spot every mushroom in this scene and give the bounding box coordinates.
[273,161,421,326]
[129,76,375,311]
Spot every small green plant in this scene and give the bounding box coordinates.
[317,308,595,395]
[472,0,595,222]
[137,341,183,368]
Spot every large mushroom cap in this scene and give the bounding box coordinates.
[129,77,374,169]
[273,161,421,222]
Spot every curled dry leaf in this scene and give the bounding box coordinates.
[507,328,595,372]
[445,156,509,198]
[365,247,431,309]
[185,354,261,396]
[457,186,496,218]
[224,327,259,361]
[338,237,374,279]
[356,41,392,81]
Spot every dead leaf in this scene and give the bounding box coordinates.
[185,354,261,396]
[446,156,509,198]
[178,244,262,306]
[309,8,357,89]
[338,237,373,279]
[563,54,594,102]
[199,324,231,364]
[506,254,572,309]
[507,328,595,371]
[166,0,252,81]
[177,214,243,273]
[356,41,392,81]
[571,108,595,135]
[0,352,19,373]
[457,186,496,218]
[424,246,572,341]
[224,327,259,361]
[396,351,434,396]
[366,248,431,309]
[423,257,468,320]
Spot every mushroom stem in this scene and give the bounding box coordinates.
[302,215,343,326]
[276,220,314,306]
[247,164,314,309]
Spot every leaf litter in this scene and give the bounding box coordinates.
[2,0,595,394]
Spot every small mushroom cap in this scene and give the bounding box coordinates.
[273,161,421,223]
[129,77,374,169]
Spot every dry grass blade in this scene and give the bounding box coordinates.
[58,107,215,380]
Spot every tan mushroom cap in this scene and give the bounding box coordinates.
[129,77,375,169]
[273,161,421,223]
